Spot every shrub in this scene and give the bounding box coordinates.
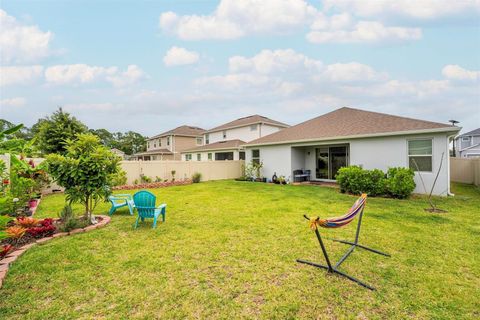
[110,170,127,186]
[386,167,416,199]
[337,166,415,198]
[192,172,202,183]
[140,175,152,183]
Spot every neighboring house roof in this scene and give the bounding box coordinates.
[458,128,480,137]
[110,148,125,155]
[150,125,205,139]
[205,115,289,133]
[182,139,246,153]
[460,143,480,152]
[134,149,173,156]
[245,107,460,146]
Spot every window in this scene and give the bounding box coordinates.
[159,139,162,147]
[196,138,203,145]
[250,124,258,131]
[239,151,245,160]
[208,153,212,160]
[167,136,170,146]
[205,134,209,144]
[408,139,432,172]
[153,142,156,148]
[197,153,201,161]
[252,149,260,164]
[462,137,470,141]
[215,152,234,161]
[222,131,227,139]
[185,154,192,161]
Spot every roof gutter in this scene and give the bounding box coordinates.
[181,146,243,153]
[242,126,462,148]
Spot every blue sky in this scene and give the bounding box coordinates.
[1,0,479,136]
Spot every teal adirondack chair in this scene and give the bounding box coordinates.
[133,190,167,229]
[108,194,135,215]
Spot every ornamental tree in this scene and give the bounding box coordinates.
[46,133,120,223]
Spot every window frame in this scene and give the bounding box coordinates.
[461,136,470,141]
[250,124,258,131]
[208,153,212,161]
[185,154,192,161]
[222,131,227,139]
[407,138,433,173]
[205,134,209,144]
[167,136,170,146]
[251,149,260,164]
[196,137,203,145]
[197,153,201,161]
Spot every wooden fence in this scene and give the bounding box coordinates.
[450,157,480,186]
[121,160,244,184]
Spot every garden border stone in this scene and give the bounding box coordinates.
[0,215,111,289]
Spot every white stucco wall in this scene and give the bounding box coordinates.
[246,145,292,181]
[246,132,452,195]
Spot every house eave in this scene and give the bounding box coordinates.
[204,121,289,134]
[243,126,462,148]
[181,146,243,153]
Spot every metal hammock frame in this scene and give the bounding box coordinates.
[297,194,390,290]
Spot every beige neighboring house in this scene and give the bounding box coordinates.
[110,148,126,160]
[181,115,289,161]
[134,125,205,161]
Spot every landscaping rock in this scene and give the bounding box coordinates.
[0,256,17,265]
[36,236,53,244]
[6,249,26,259]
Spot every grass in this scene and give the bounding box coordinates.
[0,181,479,319]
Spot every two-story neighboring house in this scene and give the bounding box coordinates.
[181,115,289,161]
[454,128,480,158]
[134,125,205,161]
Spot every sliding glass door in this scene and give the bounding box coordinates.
[315,145,349,180]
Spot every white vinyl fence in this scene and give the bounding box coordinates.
[121,160,244,184]
[450,157,480,186]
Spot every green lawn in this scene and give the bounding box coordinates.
[1,181,479,319]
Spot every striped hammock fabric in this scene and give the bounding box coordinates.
[310,194,367,229]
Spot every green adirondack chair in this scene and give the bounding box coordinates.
[108,194,135,215]
[133,190,167,229]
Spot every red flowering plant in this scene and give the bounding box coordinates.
[26,218,56,238]
[0,244,13,259]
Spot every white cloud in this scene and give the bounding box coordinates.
[320,62,387,82]
[159,0,318,40]
[323,0,480,20]
[163,47,199,67]
[0,65,44,86]
[307,20,421,44]
[44,64,146,86]
[442,65,479,81]
[107,65,147,87]
[0,97,26,107]
[0,9,53,64]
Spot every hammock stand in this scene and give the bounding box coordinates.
[297,194,390,290]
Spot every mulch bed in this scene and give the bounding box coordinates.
[113,179,192,190]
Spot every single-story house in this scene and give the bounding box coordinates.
[454,128,480,158]
[244,107,461,196]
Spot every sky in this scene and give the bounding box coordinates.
[0,0,479,136]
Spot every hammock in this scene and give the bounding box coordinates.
[310,194,367,229]
[297,193,390,290]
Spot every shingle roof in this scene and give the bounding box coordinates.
[182,139,246,153]
[245,107,459,146]
[459,128,480,137]
[205,115,289,133]
[151,125,205,139]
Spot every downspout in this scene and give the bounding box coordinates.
[447,133,457,196]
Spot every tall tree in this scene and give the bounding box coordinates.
[35,108,88,155]
[116,131,146,155]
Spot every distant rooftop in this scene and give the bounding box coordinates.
[150,125,205,139]
[182,139,246,153]
[205,115,289,133]
[458,128,480,137]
